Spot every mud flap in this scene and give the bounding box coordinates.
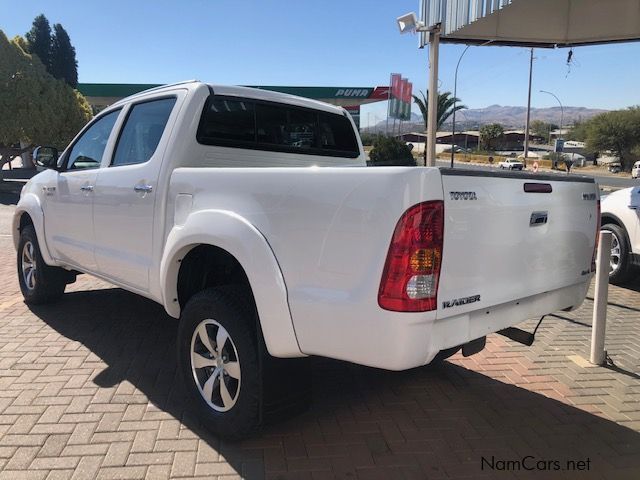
[257,322,311,426]
[462,336,486,357]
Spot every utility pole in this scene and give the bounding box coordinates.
[523,48,534,166]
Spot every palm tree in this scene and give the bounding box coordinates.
[412,90,467,132]
[412,90,467,165]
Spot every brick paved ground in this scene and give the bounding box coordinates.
[1,201,639,479]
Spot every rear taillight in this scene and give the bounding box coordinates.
[378,201,444,312]
[591,199,601,272]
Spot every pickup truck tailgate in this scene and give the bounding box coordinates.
[437,169,598,318]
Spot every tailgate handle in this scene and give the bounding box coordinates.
[530,211,548,226]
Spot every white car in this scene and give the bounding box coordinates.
[632,161,640,179]
[601,187,640,284]
[499,158,524,170]
[13,81,599,438]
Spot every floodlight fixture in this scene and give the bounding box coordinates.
[397,12,424,34]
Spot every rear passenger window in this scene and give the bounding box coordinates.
[196,95,359,158]
[256,104,316,150]
[319,113,359,154]
[198,98,255,143]
[112,97,176,167]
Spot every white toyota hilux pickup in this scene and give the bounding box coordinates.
[14,81,600,438]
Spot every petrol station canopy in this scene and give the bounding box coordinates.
[421,0,640,47]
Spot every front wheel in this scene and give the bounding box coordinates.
[17,225,67,304]
[601,223,635,285]
[177,288,260,439]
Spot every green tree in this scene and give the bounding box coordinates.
[368,136,416,166]
[530,120,558,143]
[50,24,78,87]
[584,108,640,172]
[25,14,52,71]
[12,35,29,52]
[359,132,381,147]
[479,123,504,151]
[0,30,92,168]
[25,14,52,72]
[566,119,589,142]
[412,90,466,132]
[412,90,466,164]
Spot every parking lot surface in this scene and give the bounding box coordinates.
[0,200,639,479]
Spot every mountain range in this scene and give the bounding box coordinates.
[365,105,607,133]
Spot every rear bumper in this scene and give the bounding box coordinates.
[299,280,590,371]
[422,281,591,366]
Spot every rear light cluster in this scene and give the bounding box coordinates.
[591,200,601,272]
[378,201,444,312]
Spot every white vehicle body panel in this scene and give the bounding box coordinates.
[601,187,640,256]
[42,168,99,271]
[13,81,599,370]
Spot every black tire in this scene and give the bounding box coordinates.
[177,288,260,439]
[601,223,635,285]
[17,225,67,304]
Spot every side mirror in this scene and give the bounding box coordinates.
[33,146,59,170]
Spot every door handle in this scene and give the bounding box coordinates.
[530,211,548,226]
[134,184,153,193]
[80,185,94,192]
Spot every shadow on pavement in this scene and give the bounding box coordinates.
[615,277,640,295]
[0,190,19,205]
[29,287,640,479]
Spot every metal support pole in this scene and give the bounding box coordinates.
[523,48,534,166]
[590,231,612,366]
[426,27,440,167]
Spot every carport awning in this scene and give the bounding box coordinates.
[422,0,640,47]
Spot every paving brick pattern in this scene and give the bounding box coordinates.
[1,218,640,479]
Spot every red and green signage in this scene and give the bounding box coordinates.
[388,74,412,121]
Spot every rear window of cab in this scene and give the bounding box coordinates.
[196,95,360,158]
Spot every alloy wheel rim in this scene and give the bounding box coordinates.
[21,241,36,290]
[190,319,241,412]
[610,233,621,274]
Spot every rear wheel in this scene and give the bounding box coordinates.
[17,225,67,304]
[601,223,634,285]
[177,288,260,439]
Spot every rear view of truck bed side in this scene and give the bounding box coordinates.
[168,166,599,371]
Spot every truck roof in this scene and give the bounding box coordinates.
[109,80,346,116]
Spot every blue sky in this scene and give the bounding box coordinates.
[2,0,639,127]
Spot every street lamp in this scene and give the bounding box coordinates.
[540,90,564,170]
[539,90,564,143]
[450,45,471,168]
[450,41,492,168]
